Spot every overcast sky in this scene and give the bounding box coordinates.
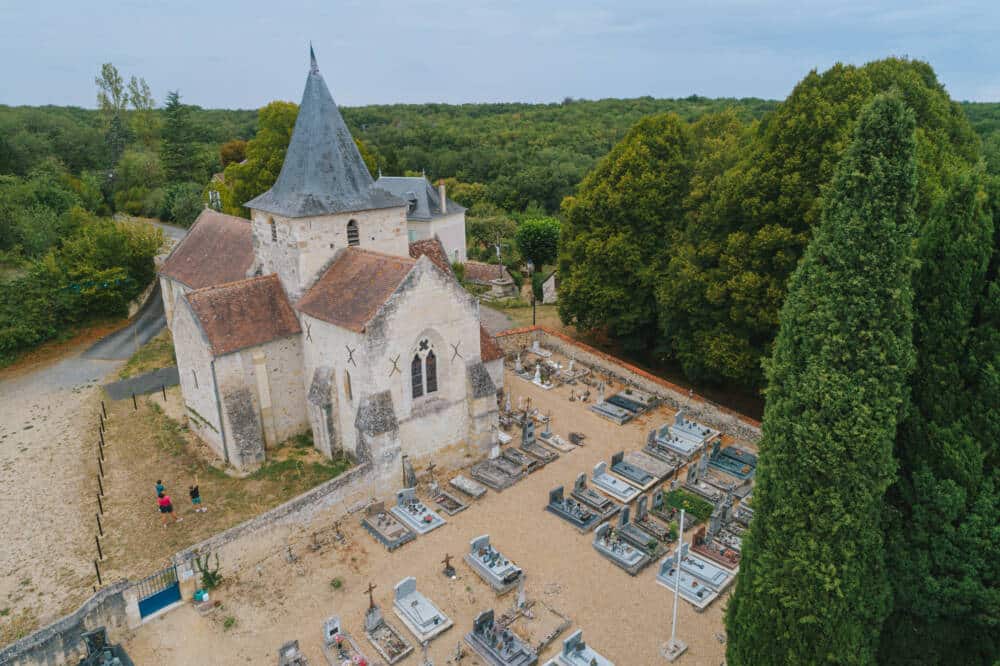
[1,0,997,109]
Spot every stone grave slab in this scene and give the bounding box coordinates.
[390,488,446,535]
[464,534,524,595]
[692,537,741,572]
[653,425,704,460]
[633,495,673,543]
[545,629,614,666]
[361,501,416,551]
[465,609,539,666]
[277,640,309,666]
[393,577,453,643]
[655,543,735,611]
[471,460,520,491]
[538,431,576,452]
[614,506,661,556]
[502,447,544,474]
[591,461,639,503]
[624,450,676,481]
[589,401,632,425]
[669,410,720,448]
[321,615,367,666]
[592,522,651,575]
[450,474,487,499]
[365,604,413,664]
[609,451,657,490]
[545,486,601,532]
[432,489,469,516]
[605,389,656,416]
[569,473,622,522]
[708,441,757,480]
[650,488,679,525]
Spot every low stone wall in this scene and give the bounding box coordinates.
[172,461,375,583]
[0,581,135,666]
[496,326,762,444]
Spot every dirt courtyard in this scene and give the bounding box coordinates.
[124,359,749,665]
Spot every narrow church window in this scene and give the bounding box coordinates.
[344,370,352,402]
[411,354,423,398]
[425,350,438,394]
[192,369,199,389]
[347,219,359,246]
[269,218,277,242]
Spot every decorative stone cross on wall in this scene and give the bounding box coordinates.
[450,341,462,360]
[345,344,357,367]
[389,355,401,376]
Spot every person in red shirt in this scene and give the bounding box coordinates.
[157,492,182,527]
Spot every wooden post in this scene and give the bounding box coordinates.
[161,384,166,400]
[95,535,104,560]
[98,457,104,478]
[96,513,104,537]
[132,393,137,410]
[99,428,105,449]
[98,475,104,497]
[94,559,103,586]
[97,493,104,515]
[101,401,107,419]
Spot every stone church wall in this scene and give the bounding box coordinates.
[171,298,225,457]
[408,211,467,263]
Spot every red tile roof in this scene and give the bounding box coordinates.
[160,210,254,289]
[186,275,300,357]
[409,237,454,276]
[296,248,416,332]
[480,325,504,362]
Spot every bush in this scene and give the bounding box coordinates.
[515,216,560,266]
[169,182,205,227]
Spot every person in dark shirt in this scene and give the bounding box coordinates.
[189,481,207,513]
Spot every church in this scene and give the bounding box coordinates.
[159,48,503,477]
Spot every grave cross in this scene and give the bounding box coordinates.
[426,462,437,477]
[364,581,377,609]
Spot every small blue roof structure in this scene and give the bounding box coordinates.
[246,46,404,218]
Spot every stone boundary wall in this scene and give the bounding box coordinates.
[3,463,375,665]
[0,581,133,666]
[496,326,762,443]
[173,460,374,570]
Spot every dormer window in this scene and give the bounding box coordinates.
[269,217,277,242]
[347,219,359,246]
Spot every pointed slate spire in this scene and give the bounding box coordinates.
[245,45,403,218]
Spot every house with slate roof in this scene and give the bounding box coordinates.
[159,47,500,473]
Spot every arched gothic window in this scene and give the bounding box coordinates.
[347,219,360,246]
[425,350,437,394]
[411,354,424,398]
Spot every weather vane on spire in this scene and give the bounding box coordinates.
[309,42,318,73]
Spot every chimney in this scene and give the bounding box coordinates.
[438,181,447,214]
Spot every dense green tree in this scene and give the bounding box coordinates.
[558,113,694,353]
[219,139,247,167]
[127,75,158,149]
[878,169,1000,664]
[161,91,199,183]
[219,101,298,215]
[515,216,560,267]
[466,203,518,263]
[168,182,205,227]
[726,96,919,664]
[112,148,164,215]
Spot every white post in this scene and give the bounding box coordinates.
[670,509,685,646]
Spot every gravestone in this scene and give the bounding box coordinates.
[391,488,446,535]
[655,542,735,611]
[322,615,367,665]
[522,418,535,447]
[557,630,613,666]
[277,640,308,666]
[592,522,651,575]
[546,485,601,532]
[450,474,488,499]
[610,451,655,488]
[361,500,416,551]
[591,461,639,502]
[464,534,524,594]
[515,353,523,374]
[464,609,539,666]
[393,577,453,643]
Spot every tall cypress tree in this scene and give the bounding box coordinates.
[161,90,198,183]
[725,95,918,665]
[878,170,1000,664]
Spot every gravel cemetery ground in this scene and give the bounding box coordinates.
[124,357,750,665]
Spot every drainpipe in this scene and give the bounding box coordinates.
[210,360,230,464]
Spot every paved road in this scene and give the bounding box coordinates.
[83,283,167,360]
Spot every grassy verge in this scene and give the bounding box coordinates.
[118,328,176,379]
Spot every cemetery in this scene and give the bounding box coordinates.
[390,488,447,535]
[519,417,560,464]
[108,337,758,666]
[502,445,545,474]
[464,534,525,595]
[708,440,758,480]
[392,577,453,643]
[682,454,725,503]
[588,383,634,425]
[592,522,652,575]
[643,428,685,466]
[465,609,540,666]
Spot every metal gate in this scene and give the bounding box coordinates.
[135,565,180,618]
